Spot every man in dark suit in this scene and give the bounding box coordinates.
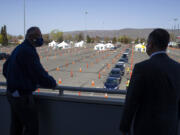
[120,28,180,135]
[3,27,57,135]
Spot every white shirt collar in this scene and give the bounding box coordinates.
[150,51,166,58]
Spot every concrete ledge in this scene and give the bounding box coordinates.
[0,89,125,106]
[0,88,125,135]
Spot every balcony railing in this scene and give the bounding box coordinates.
[0,82,126,135]
[1,82,179,135]
[0,82,127,96]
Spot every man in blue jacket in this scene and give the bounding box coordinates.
[3,27,57,135]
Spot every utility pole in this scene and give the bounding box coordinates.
[174,18,178,40]
[24,0,26,38]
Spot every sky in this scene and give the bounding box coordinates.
[0,0,180,35]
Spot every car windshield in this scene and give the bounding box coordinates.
[122,54,127,58]
[120,59,125,61]
[115,65,123,68]
[111,70,120,74]
[106,79,118,84]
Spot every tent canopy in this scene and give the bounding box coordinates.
[57,41,70,49]
[105,43,114,48]
[135,44,145,48]
[94,43,106,50]
[48,40,57,47]
[75,41,84,47]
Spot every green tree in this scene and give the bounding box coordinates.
[118,35,131,44]
[17,35,24,40]
[94,36,100,43]
[140,38,146,43]
[75,33,84,42]
[112,37,117,44]
[135,37,139,44]
[64,34,73,42]
[42,34,50,44]
[50,29,63,42]
[86,35,91,43]
[90,37,95,43]
[104,37,110,43]
[7,34,13,41]
[0,34,3,44]
[1,25,8,46]
[170,33,176,41]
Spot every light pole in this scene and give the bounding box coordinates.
[174,18,178,38]
[24,0,26,38]
[84,11,88,40]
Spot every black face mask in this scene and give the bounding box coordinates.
[33,37,44,47]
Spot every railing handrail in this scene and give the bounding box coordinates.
[0,82,126,95]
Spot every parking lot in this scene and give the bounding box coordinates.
[0,44,180,98]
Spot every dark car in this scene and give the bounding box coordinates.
[125,48,130,54]
[104,77,119,90]
[122,53,128,61]
[122,53,129,58]
[0,53,10,60]
[123,52,129,57]
[114,63,125,76]
[119,57,128,63]
[109,68,122,83]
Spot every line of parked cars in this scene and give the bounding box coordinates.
[104,48,130,90]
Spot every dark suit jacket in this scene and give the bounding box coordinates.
[3,40,56,95]
[120,53,180,135]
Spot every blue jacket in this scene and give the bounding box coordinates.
[3,40,56,95]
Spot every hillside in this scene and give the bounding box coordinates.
[64,28,180,39]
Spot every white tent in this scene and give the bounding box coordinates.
[48,41,57,47]
[135,44,146,53]
[105,43,114,49]
[75,41,85,47]
[57,41,71,49]
[168,42,177,47]
[94,43,106,51]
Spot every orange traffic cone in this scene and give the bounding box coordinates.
[86,63,88,69]
[70,71,73,78]
[66,63,68,67]
[98,72,101,79]
[80,67,82,72]
[96,58,98,63]
[56,67,60,71]
[104,93,108,98]
[91,80,95,87]
[58,78,62,84]
[78,91,81,96]
[102,69,106,74]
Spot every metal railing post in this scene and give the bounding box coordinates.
[59,89,64,96]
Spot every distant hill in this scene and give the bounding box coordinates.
[64,28,180,39]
